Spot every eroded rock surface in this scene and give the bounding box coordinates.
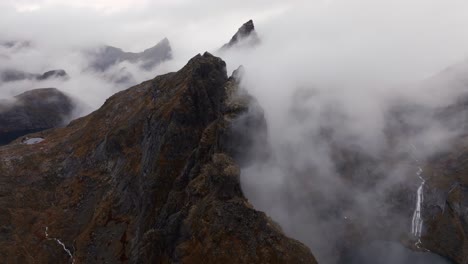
[0,53,317,263]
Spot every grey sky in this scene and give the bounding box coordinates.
[1,0,467,80]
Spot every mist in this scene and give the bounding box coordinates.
[217,1,468,263]
[1,0,468,263]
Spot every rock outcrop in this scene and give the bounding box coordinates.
[0,53,317,263]
[0,88,75,145]
[220,20,260,51]
[88,38,172,71]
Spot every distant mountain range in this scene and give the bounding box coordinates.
[86,37,172,72]
[0,21,258,146]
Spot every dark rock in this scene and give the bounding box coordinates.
[220,20,260,51]
[381,61,468,263]
[416,150,468,264]
[0,88,75,145]
[0,53,317,263]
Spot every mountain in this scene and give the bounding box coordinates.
[328,61,468,263]
[0,88,75,145]
[0,53,317,263]
[398,61,468,263]
[220,20,260,51]
[88,38,172,72]
[257,61,468,263]
[418,139,468,263]
[0,69,69,82]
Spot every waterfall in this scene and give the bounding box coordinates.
[45,226,75,264]
[411,167,425,239]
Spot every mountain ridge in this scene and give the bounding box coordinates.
[0,52,317,263]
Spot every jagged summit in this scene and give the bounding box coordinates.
[0,53,317,263]
[220,20,260,50]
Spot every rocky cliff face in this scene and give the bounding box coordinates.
[321,97,468,263]
[419,148,468,264]
[0,53,317,263]
[0,88,75,145]
[271,82,464,263]
[410,98,468,263]
[380,63,468,264]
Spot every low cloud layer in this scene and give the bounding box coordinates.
[1,0,468,262]
[216,1,468,262]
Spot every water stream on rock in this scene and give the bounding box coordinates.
[409,142,426,248]
[44,227,75,264]
[411,166,425,242]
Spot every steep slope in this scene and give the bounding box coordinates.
[88,38,172,71]
[220,20,260,51]
[0,88,75,145]
[385,60,468,263]
[246,69,465,263]
[418,145,468,264]
[0,53,317,263]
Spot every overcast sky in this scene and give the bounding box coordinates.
[0,0,467,81]
[0,0,292,52]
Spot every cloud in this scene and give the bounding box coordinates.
[213,0,468,262]
[1,1,468,262]
[6,0,152,13]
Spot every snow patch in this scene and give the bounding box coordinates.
[23,137,44,144]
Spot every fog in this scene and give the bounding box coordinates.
[217,1,468,263]
[1,0,468,263]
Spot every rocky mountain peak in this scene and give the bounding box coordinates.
[236,19,255,38]
[0,53,317,263]
[221,20,260,50]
